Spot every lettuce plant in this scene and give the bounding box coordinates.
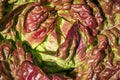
[0,0,120,80]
